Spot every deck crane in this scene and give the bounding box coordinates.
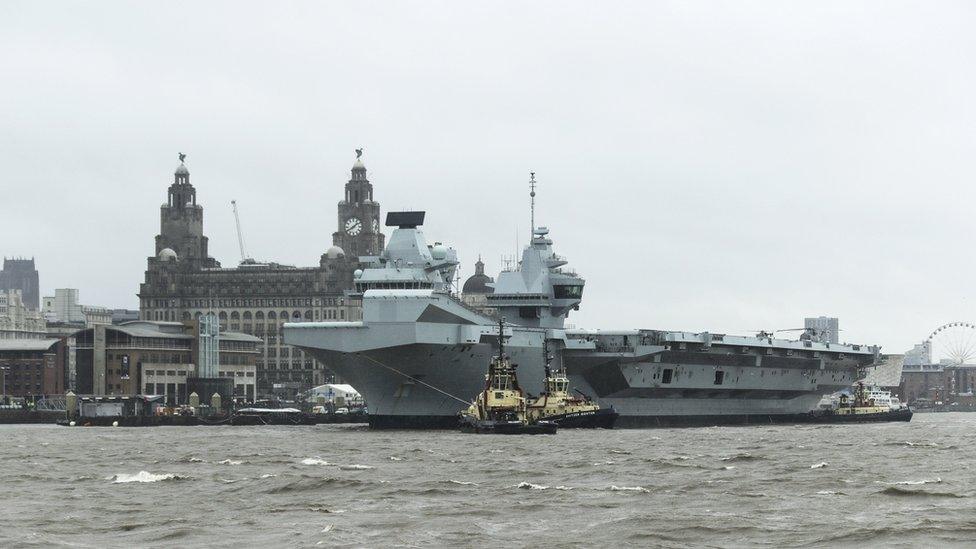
[231,200,254,265]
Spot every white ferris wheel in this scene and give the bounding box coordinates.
[927,322,976,366]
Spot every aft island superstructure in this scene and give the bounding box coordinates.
[284,210,881,428]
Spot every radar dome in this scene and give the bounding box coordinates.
[158,248,178,262]
[431,244,448,260]
[353,269,364,279]
[325,245,345,259]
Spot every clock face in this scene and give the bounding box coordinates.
[345,217,362,236]
[372,218,379,233]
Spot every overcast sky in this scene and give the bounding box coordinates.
[2,1,974,357]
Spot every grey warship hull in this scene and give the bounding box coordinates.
[286,292,876,429]
[283,211,883,429]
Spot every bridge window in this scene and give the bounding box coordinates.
[662,368,673,384]
[553,285,584,299]
[714,371,725,385]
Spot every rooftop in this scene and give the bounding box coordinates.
[0,339,60,352]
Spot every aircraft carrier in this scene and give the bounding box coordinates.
[284,210,881,429]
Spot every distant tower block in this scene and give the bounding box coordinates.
[804,316,839,344]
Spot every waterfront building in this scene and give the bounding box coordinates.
[0,338,67,398]
[138,153,384,397]
[0,289,47,340]
[903,341,932,366]
[0,258,39,311]
[42,288,112,326]
[71,320,261,404]
[804,316,839,343]
[899,362,976,405]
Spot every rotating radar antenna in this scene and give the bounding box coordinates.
[927,322,976,366]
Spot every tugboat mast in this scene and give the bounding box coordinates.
[497,316,507,360]
[543,337,552,379]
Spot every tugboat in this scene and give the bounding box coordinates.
[525,339,618,428]
[812,382,913,423]
[459,319,558,435]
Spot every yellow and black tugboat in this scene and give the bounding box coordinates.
[811,382,913,423]
[525,339,618,428]
[459,319,558,435]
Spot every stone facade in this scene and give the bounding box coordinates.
[0,289,47,339]
[138,154,384,397]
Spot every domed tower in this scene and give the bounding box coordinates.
[153,153,216,268]
[461,256,495,312]
[332,150,384,259]
[462,257,494,295]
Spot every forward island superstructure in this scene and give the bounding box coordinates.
[284,201,882,428]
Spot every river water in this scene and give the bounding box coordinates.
[1,413,974,548]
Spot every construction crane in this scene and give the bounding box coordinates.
[231,200,254,265]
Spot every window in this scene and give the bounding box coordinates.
[661,368,673,384]
[553,285,584,299]
[714,371,725,385]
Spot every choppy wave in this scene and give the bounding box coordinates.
[517,482,549,490]
[609,485,651,493]
[720,453,764,462]
[890,441,939,448]
[110,471,187,484]
[339,464,374,470]
[891,478,942,486]
[642,457,711,470]
[300,458,331,466]
[389,456,404,461]
[810,462,829,469]
[879,486,965,498]
[264,476,366,494]
[217,459,243,466]
[447,480,479,486]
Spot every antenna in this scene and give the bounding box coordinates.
[543,337,551,379]
[498,317,507,358]
[231,200,251,264]
[529,171,536,238]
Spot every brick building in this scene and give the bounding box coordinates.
[72,320,261,404]
[899,363,976,405]
[0,338,66,398]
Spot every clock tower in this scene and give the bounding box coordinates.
[332,151,384,259]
